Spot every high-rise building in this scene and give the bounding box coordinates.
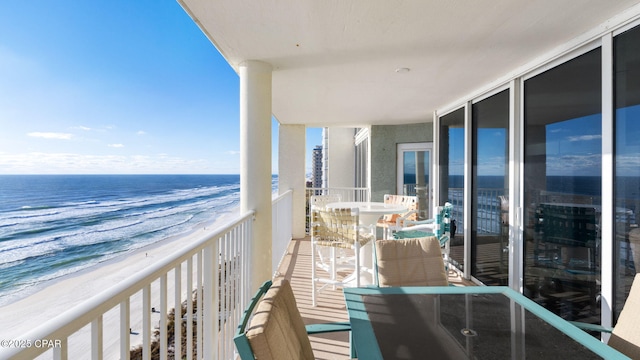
[311,145,323,188]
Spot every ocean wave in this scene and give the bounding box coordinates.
[0,175,245,304]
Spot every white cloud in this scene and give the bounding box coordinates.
[0,152,224,174]
[73,126,92,131]
[27,132,73,140]
[546,153,601,176]
[567,134,601,142]
[477,155,506,176]
[137,130,146,135]
[108,143,125,148]
[225,150,240,155]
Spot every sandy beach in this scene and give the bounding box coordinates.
[0,209,240,359]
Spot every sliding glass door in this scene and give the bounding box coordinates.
[523,47,602,323]
[471,90,510,284]
[614,25,640,320]
[439,108,465,270]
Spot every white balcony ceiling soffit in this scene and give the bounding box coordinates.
[179,0,640,127]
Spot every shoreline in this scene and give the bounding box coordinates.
[0,207,240,349]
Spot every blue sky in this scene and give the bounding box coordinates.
[0,0,322,175]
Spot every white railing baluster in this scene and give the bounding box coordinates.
[53,338,67,360]
[226,232,233,358]
[220,233,227,359]
[91,316,103,360]
[229,231,235,356]
[203,241,219,359]
[120,299,130,360]
[174,265,182,360]
[142,285,151,360]
[197,250,203,358]
[186,256,194,360]
[160,274,168,360]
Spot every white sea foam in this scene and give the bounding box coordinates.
[0,175,245,302]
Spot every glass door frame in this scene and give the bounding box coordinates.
[518,39,613,330]
[396,142,433,219]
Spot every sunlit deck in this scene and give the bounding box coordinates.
[276,236,474,359]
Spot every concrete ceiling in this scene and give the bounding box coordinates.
[178,0,640,127]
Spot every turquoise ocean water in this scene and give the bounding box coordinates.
[0,174,271,306]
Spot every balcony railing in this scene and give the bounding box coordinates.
[1,190,294,360]
[272,190,294,273]
[446,188,507,236]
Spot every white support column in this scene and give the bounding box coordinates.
[239,60,273,289]
[279,124,306,238]
[328,127,356,188]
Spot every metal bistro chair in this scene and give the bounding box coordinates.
[376,194,419,239]
[393,202,454,263]
[234,279,354,360]
[571,273,640,359]
[311,207,375,307]
[374,236,449,287]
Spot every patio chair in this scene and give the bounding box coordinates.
[234,278,354,360]
[311,207,375,306]
[393,202,454,262]
[376,194,419,239]
[374,236,449,287]
[569,273,640,359]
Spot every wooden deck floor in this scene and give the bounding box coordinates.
[274,236,474,359]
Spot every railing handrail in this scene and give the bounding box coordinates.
[1,211,256,360]
[272,190,293,275]
[272,189,293,202]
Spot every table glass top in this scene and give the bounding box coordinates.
[361,293,602,359]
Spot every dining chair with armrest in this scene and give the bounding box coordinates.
[571,273,640,359]
[311,207,375,306]
[393,202,454,264]
[234,278,354,360]
[374,236,449,287]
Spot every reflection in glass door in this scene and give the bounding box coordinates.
[614,24,640,320]
[523,48,602,323]
[472,90,510,285]
[397,143,432,219]
[439,108,465,270]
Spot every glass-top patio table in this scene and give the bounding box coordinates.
[343,286,629,360]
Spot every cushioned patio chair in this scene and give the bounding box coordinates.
[571,273,640,359]
[374,236,448,287]
[234,278,354,359]
[311,207,375,306]
[393,202,454,263]
[376,194,419,239]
